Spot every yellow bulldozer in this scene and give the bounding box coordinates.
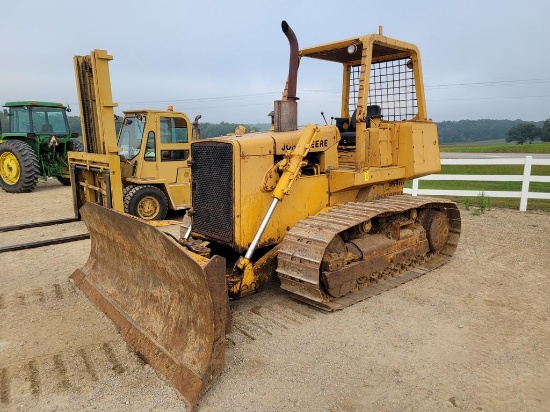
[69,50,201,220]
[70,22,461,411]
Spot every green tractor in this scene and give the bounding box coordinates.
[0,101,83,193]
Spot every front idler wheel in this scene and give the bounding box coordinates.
[420,210,450,251]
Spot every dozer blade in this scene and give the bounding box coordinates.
[70,202,228,411]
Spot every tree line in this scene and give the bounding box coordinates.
[436,119,543,144]
[2,111,549,144]
[198,121,269,138]
[0,111,268,138]
[505,120,550,144]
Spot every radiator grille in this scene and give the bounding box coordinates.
[191,141,234,243]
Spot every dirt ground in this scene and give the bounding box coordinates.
[1,179,549,412]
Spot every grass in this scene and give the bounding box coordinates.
[449,197,550,212]
[406,142,550,212]
[440,141,550,154]
[461,192,492,215]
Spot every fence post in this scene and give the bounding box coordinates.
[519,156,532,212]
[412,178,419,196]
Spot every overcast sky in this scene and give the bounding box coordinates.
[2,0,549,125]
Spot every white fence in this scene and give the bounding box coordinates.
[403,156,550,211]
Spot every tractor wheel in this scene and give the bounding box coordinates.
[124,185,169,220]
[0,140,39,193]
[58,138,85,186]
[123,184,135,199]
[68,138,85,152]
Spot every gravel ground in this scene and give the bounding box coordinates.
[1,179,549,411]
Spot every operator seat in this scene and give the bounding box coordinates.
[339,105,382,146]
[41,123,54,133]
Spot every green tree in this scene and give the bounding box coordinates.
[199,122,269,138]
[506,123,541,144]
[541,119,550,142]
[437,119,532,144]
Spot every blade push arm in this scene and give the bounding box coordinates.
[229,124,320,297]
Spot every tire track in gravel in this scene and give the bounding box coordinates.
[0,281,78,310]
[0,341,139,407]
[0,278,142,408]
[229,288,320,345]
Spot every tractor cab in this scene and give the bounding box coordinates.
[3,101,72,138]
[0,101,83,192]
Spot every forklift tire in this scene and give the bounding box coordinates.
[123,184,135,199]
[58,138,85,186]
[0,140,40,193]
[124,185,169,220]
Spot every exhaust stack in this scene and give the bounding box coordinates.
[274,20,299,132]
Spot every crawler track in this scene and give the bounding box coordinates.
[277,195,461,310]
[0,217,89,253]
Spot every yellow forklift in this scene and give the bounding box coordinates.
[69,50,201,220]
